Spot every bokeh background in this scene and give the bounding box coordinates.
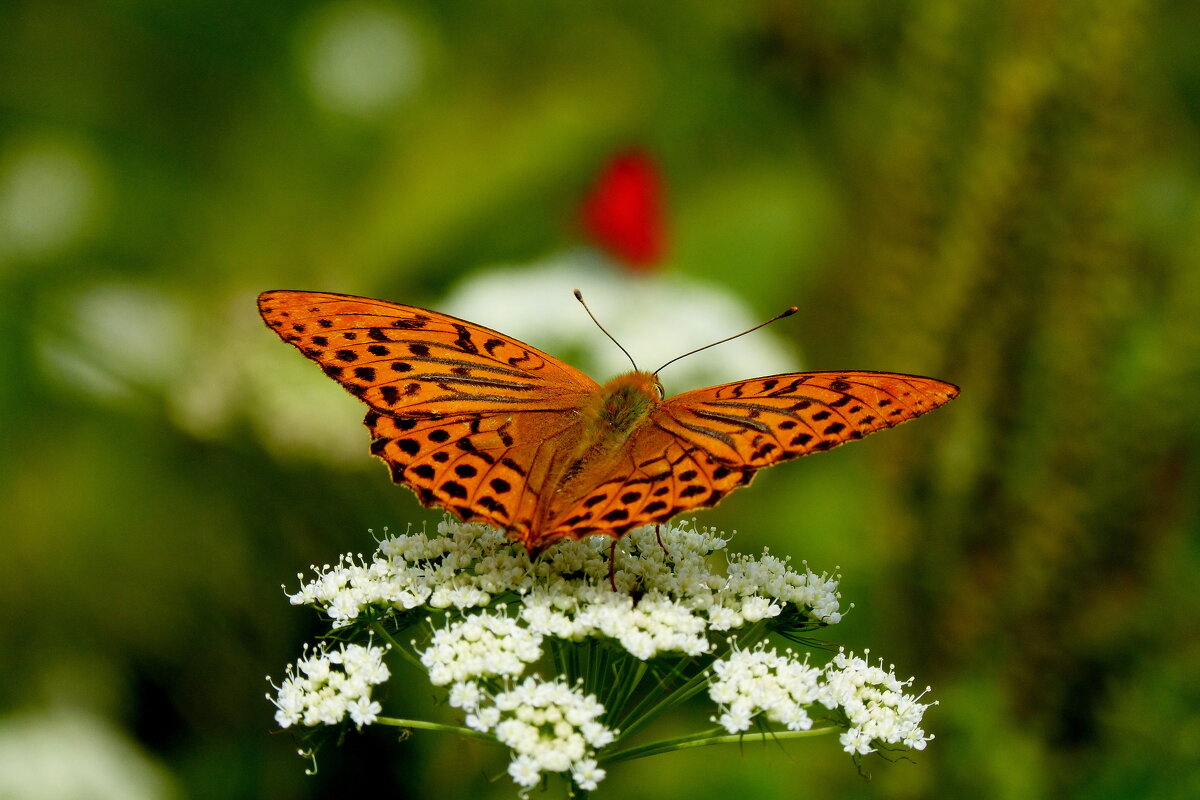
[3,1,1199,798]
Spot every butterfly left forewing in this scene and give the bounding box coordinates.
[259,290,609,548]
[258,290,599,417]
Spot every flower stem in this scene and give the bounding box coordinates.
[371,621,425,673]
[613,621,769,742]
[374,716,499,746]
[600,725,840,765]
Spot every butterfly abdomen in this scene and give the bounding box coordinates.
[545,372,662,510]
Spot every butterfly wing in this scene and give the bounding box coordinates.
[258,290,599,417]
[258,290,602,536]
[365,408,586,539]
[539,371,959,544]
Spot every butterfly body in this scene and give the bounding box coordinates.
[259,290,958,554]
[593,371,662,435]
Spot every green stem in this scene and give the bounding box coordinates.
[601,725,840,765]
[613,664,709,742]
[604,659,647,722]
[374,716,499,746]
[613,621,769,742]
[371,621,425,673]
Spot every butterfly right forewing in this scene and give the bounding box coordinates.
[540,371,959,544]
[653,371,960,466]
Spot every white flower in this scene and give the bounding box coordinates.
[272,517,936,792]
[507,754,542,788]
[570,758,606,791]
[418,611,543,685]
[442,252,799,393]
[708,644,821,734]
[267,642,390,730]
[286,520,843,665]
[819,649,936,754]
[460,676,616,793]
[708,644,936,753]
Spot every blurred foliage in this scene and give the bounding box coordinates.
[1,0,1198,798]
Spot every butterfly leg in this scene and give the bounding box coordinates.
[655,524,670,558]
[608,539,618,592]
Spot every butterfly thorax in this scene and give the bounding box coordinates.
[594,371,663,437]
[551,371,663,498]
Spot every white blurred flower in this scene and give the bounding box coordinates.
[298,2,424,116]
[36,284,191,405]
[0,137,103,262]
[0,708,178,800]
[443,251,799,393]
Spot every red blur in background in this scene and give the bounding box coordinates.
[580,149,667,269]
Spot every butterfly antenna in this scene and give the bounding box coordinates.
[653,306,798,376]
[574,289,639,371]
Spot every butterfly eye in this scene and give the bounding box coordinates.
[653,380,666,400]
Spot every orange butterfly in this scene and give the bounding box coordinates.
[258,290,958,554]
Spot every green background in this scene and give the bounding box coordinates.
[2,0,1199,798]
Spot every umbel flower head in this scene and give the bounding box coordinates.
[268,520,935,796]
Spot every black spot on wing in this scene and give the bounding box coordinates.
[441,480,468,499]
[452,324,479,354]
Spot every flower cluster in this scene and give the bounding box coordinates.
[707,644,935,755]
[822,649,936,755]
[420,611,543,685]
[287,520,844,649]
[449,677,616,791]
[269,519,936,795]
[268,642,390,730]
[709,644,822,733]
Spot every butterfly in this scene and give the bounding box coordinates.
[258,290,958,555]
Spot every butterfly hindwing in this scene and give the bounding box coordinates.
[365,408,584,541]
[541,432,750,546]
